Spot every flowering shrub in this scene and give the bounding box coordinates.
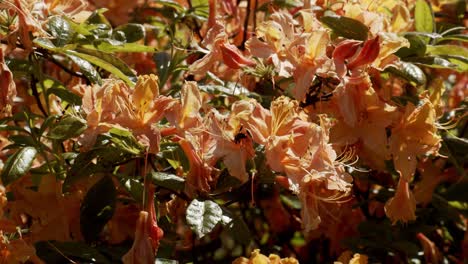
[0,0,467,263]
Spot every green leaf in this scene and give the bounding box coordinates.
[47,88,83,105]
[436,34,468,43]
[405,56,457,69]
[190,0,209,19]
[35,241,110,264]
[84,39,157,53]
[123,178,144,204]
[426,44,468,58]
[66,53,102,84]
[390,241,420,257]
[445,179,468,202]
[1,147,38,186]
[104,128,145,154]
[65,49,135,86]
[224,211,251,245]
[64,147,132,192]
[80,175,116,242]
[7,135,37,147]
[386,62,427,86]
[114,23,146,42]
[186,199,224,238]
[155,259,179,264]
[415,0,434,33]
[47,16,74,47]
[33,38,61,51]
[154,0,185,12]
[320,15,368,41]
[48,115,87,140]
[151,171,185,192]
[395,35,427,58]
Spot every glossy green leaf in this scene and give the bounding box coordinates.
[190,0,209,19]
[224,211,251,245]
[114,23,146,42]
[47,16,74,47]
[406,56,457,69]
[104,128,145,154]
[426,44,468,57]
[84,39,157,53]
[33,38,61,51]
[41,77,83,105]
[1,147,38,186]
[66,53,102,84]
[154,0,185,12]
[186,199,224,238]
[80,175,116,242]
[395,35,427,58]
[151,171,185,192]
[386,62,427,86]
[48,115,87,140]
[65,50,135,86]
[436,34,468,43]
[47,88,83,105]
[320,15,368,41]
[415,0,434,33]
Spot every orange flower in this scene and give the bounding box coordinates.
[232,249,299,264]
[416,233,441,264]
[206,110,255,183]
[384,178,416,224]
[330,87,397,170]
[389,99,441,181]
[79,75,176,153]
[122,187,164,264]
[0,48,16,117]
[189,22,254,76]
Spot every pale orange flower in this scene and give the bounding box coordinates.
[206,110,255,183]
[0,48,16,117]
[79,75,176,153]
[165,81,203,131]
[232,249,299,264]
[6,174,82,242]
[384,178,416,224]
[189,22,254,76]
[178,130,218,196]
[122,187,164,264]
[330,87,397,170]
[389,99,441,181]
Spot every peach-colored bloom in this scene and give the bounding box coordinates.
[389,99,441,181]
[189,22,254,76]
[206,110,255,183]
[0,48,16,117]
[384,178,416,224]
[232,249,299,264]
[79,75,176,153]
[122,187,164,264]
[330,87,397,170]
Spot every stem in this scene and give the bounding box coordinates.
[239,0,251,50]
[30,73,48,117]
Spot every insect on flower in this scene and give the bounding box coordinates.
[233,125,252,144]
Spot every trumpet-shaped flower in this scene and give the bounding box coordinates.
[79,75,176,153]
[384,178,416,224]
[189,22,254,76]
[389,99,441,181]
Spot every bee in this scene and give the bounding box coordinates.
[233,125,251,144]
